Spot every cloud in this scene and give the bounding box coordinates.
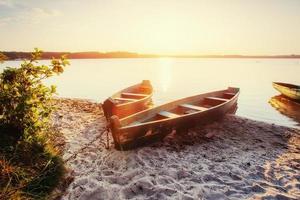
[31,7,61,18]
[0,0,16,7]
[0,17,11,26]
[0,7,62,26]
[24,7,62,24]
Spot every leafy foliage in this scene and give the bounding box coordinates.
[0,49,69,199]
[0,48,69,139]
[0,53,7,63]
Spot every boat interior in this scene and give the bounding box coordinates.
[113,83,152,105]
[126,89,238,126]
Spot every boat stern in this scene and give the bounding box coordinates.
[227,87,240,94]
[140,80,153,94]
[109,115,123,150]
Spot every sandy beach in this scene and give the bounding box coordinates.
[51,98,300,200]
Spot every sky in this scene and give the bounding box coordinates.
[0,0,300,55]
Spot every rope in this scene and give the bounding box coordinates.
[106,127,110,149]
[65,128,108,162]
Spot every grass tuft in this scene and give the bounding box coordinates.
[0,123,66,200]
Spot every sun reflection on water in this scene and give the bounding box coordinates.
[158,58,173,92]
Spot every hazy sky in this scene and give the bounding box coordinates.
[0,0,300,54]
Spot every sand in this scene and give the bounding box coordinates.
[51,98,300,200]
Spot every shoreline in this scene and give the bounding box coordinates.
[3,56,300,62]
[51,98,300,200]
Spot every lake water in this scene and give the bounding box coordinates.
[1,58,300,128]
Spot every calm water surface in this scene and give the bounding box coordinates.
[1,58,300,128]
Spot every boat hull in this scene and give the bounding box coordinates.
[273,82,300,101]
[269,95,300,125]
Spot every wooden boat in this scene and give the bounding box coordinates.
[102,80,153,120]
[109,87,240,150]
[269,95,300,125]
[272,82,300,101]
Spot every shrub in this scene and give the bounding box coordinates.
[0,49,69,199]
[0,48,69,139]
[0,53,7,63]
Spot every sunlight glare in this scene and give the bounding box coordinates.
[158,58,173,92]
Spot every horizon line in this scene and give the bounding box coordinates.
[1,50,300,57]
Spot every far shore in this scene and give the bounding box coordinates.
[51,98,300,200]
[1,51,300,61]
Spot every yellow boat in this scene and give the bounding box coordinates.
[272,82,300,101]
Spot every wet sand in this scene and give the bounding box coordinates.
[51,98,300,200]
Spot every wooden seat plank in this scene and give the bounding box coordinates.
[114,97,137,102]
[131,121,142,126]
[158,111,180,118]
[224,92,236,96]
[179,104,208,111]
[121,92,148,98]
[205,97,229,102]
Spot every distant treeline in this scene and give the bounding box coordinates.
[0,51,158,60]
[1,51,300,60]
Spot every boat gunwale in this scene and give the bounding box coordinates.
[273,82,300,91]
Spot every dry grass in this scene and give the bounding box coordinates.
[0,124,66,200]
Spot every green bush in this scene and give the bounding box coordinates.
[0,53,7,63]
[0,49,69,199]
[0,48,69,139]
